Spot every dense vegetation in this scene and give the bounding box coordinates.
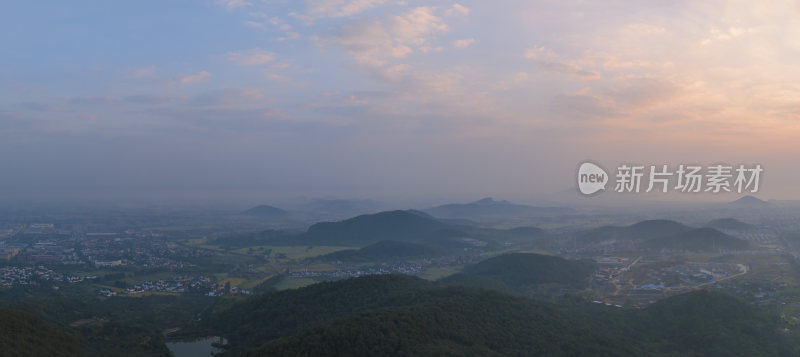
[0,293,214,356]
[439,253,595,296]
[641,228,749,252]
[578,220,692,243]
[0,308,82,357]
[249,288,637,357]
[705,218,755,231]
[319,240,440,262]
[209,274,800,356]
[260,210,475,248]
[209,274,433,354]
[576,220,749,252]
[298,210,452,246]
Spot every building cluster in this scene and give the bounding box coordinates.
[97,276,253,297]
[80,235,206,269]
[0,265,95,286]
[290,262,423,280]
[1,224,94,264]
[100,275,214,296]
[205,282,252,296]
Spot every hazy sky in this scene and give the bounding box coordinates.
[2,0,799,204]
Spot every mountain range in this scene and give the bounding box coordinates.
[425,197,573,220]
[577,219,749,252]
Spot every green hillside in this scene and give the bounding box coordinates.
[320,240,440,262]
[640,228,749,252]
[249,288,636,357]
[267,210,470,247]
[705,218,755,231]
[0,308,82,357]
[439,253,595,295]
[209,274,433,354]
[207,274,797,356]
[579,220,691,243]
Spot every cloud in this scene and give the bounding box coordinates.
[605,79,680,110]
[243,20,267,29]
[701,25,758,45]
[524,45,598,80]
[390,7,449,46]
[538,62,600,80]
[524,45,556,60]
[314,5,497,125]
[11,0,800,199]
[243,14,301,40]
[226,49,276,66]
[330,6,450,65]
[216,0,251,10]
[177,71,210,84]
[452,38,475,48]
[491,72,530,91]
[444,3,469,17]
[279,31,301,41]
[299,0,387,22]
[265,73,306,86]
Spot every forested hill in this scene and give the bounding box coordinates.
[319,240,440,262]
[438,253,595,295]
[640,228,749,252]
[264,210,470,247]
[209,274,798,356]
[0,308,82,356]
[578,219,692,243]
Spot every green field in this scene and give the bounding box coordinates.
[218,277,247,287]
[273,277,316,290]
[184,238,355,261]
[417,266,462,281]
[122,271,176,285]
[287,262,338,272]
[236,245,356,260]
[241,275,273,289]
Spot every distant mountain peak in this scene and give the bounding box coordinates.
[630,219,685,227]
[426,198,572,220]
[472,197,502,205]
[470,197,519,205]
[732,195,768,205]
[243,204,288,217]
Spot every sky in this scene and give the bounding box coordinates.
[2,0,800,206]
